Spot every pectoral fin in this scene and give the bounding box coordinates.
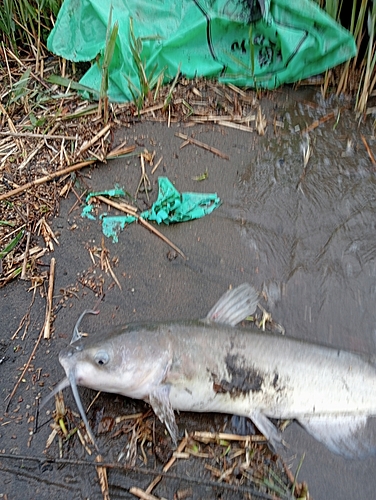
[149,385,179,446]
[299,414,375,458]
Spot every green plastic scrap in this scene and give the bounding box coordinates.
[143,177,220,224]
[47,0,357,102]
[81,205,96,220]
[85,186,126,203]
[83,177,221,243]
[82,186,126,221]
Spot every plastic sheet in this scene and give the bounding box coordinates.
[48,0,356,102]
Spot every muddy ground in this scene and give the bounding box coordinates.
[1,87,376,499]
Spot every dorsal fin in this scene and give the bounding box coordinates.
[204,283,259,326]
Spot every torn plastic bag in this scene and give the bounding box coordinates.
[47,0,356,102]
[82,177,221,242]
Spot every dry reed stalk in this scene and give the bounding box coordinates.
[78,123,112,155]
[151,156,163,174]
[43,257,56,339]
[0,131,77,140]
[95,455,110,500]
[0,144,136,202]
[129,488,159,500]
[218,121,253,132]
[193,431,266,443]
[95,195,138,215]
[20,230,31,280]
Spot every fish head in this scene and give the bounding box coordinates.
[54,326,170,450]
[59,323,174,402]
[59,341,121,393]
[59,332,164,399]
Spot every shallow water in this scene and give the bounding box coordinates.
[232,92,376,354]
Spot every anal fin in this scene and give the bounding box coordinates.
[249,410,284,453]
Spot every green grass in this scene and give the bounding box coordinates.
[124,17,167,113]
[98,6,119,123]
[0,229,25,259]
[0,0,62,54]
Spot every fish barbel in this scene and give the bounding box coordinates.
[43,284,376,458]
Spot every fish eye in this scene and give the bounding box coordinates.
[94,350,110,366]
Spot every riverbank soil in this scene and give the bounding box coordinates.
[1,86,376,499]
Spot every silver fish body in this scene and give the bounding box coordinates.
[54,284,376,458]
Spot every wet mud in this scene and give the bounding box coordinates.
[1,87,376,499]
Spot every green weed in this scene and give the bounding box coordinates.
[124,17,166,114]
[98,7,119,123]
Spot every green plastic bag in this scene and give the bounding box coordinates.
[48,0,356,102]
[82,177,221,242]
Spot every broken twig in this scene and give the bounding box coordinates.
[0,131,77,140]
[175,132,229,160]
[301,111,335,134]
[361,134,376,165]
[95,195,186,259]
